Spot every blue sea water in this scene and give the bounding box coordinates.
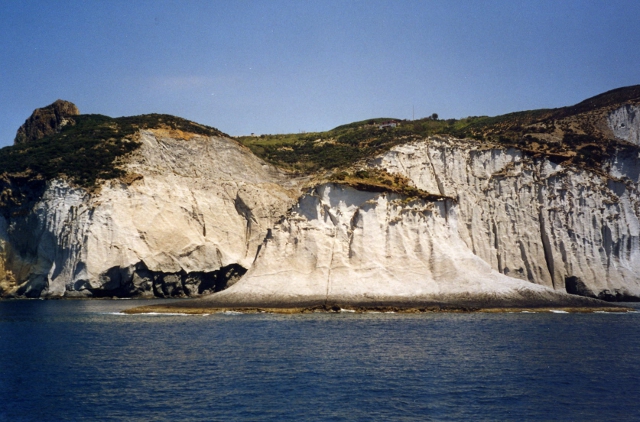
[0,300,639,422]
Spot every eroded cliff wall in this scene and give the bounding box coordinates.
[373,136,640,300]
[608,104,640,145]
[0,130,300,297]
[3,104,640,304]
[192,183,600,308]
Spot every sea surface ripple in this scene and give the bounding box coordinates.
[0,300,638,421]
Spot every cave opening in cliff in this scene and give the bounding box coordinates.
[564,276,595,298]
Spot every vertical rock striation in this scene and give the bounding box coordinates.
[374,136,640,300]
[193,183,599,309]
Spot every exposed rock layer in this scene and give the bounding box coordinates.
[608,104,640,145]
[14,100,79,145]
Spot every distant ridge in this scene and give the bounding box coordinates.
[569,84,640,113]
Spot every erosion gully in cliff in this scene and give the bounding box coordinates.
[2,87,640,312]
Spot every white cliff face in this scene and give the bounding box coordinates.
[3,127,640,304]
[0,131,300,297]
[373,137,640,300]
[608,105,640,145]
[205,183,588,308]
[0,180,89,297]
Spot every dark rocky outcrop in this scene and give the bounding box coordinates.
[73,263,247,298]
[14,100,79,145]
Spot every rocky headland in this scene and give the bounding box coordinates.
[14,99,79,145]
[2,86,640,312]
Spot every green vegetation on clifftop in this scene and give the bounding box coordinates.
[329,168,453,202]
[239,84,640,175]
[238,116,464,172]
[3,84,640,191]
[0,113,224,188]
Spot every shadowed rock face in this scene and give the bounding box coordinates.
[68,262,247,298]
[608,104,640,145]
[14,100,79,145]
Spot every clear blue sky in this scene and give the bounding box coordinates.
[1,0,640,146]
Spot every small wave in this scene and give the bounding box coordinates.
[594,310,640,314]
[340,309,356,313]
[521,311,537,313]
[550,310,569,314]
[220,311,244,315]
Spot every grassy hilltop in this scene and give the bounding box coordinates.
[0,114,223,188]
[238,84,640,174]
[237,116,478,172]
[1,85,640,191]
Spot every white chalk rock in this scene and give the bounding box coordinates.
[373,137,640,300]
[204,184,591,308]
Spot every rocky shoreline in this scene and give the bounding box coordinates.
[123,303,634,315]
[123,291,634,314]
